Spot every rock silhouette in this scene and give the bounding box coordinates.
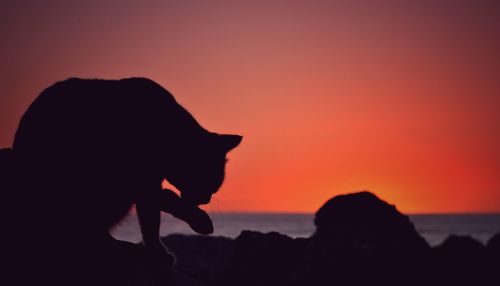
[313,191,429,252]
[298,191,429,286]
[487,232,500,267]
[162,234,234,284]
[487,231,500,253]
[435,235,486,256]
[159,192,497,286]
[220,231,308,286]
[0,78,241,285]
[2,185,498,285]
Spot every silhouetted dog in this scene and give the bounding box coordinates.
[1,78,241,285]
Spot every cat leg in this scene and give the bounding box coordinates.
[159,189,214,235]
[136,195,175,271]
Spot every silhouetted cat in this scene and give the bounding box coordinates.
[2,78,241,284]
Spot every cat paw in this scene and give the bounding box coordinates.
[160,189,214,235]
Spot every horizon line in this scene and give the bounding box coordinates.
[204,211,500,216]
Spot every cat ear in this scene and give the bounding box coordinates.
[219,134,242,152]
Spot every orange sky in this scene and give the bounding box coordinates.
[1,1,499,213]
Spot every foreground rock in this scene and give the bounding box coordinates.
[164,192,499,286]
[313,191,429,252]
[161,234,234,285]
[434,235,486,256]
[43,191,498,285]
[487,232,500,254]
[299,191,430,285]
[163,233,500,286]
[220,231,308,286]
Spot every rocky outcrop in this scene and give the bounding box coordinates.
[312,191,429,252]
[161,234,234,285]
[435,235,486,255]
[161,192,497,286]
[219,231,308,286]
[487,231,500,253]
[9,191,495,285]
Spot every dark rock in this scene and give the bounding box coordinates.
[161,234,234,285]
[157,194,497,286]
[486,231,500,254]
[92,237,215,286]
[435,235,486,255]
[313,191,429,253]
[219,231,308,286]
[292,191,432,285]
[486,232,500,272]
[431,235,490,284]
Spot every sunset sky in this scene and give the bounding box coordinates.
[1,0,499,213]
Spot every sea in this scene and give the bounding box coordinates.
[112,212,500,247]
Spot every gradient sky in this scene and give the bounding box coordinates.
[1,0,499,213]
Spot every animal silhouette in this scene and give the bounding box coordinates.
[1,78,241,284]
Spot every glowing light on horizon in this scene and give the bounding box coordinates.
[1,1,499,213]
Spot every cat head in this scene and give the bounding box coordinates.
[165,133,242,205]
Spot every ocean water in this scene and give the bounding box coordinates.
[112,212,500,246]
